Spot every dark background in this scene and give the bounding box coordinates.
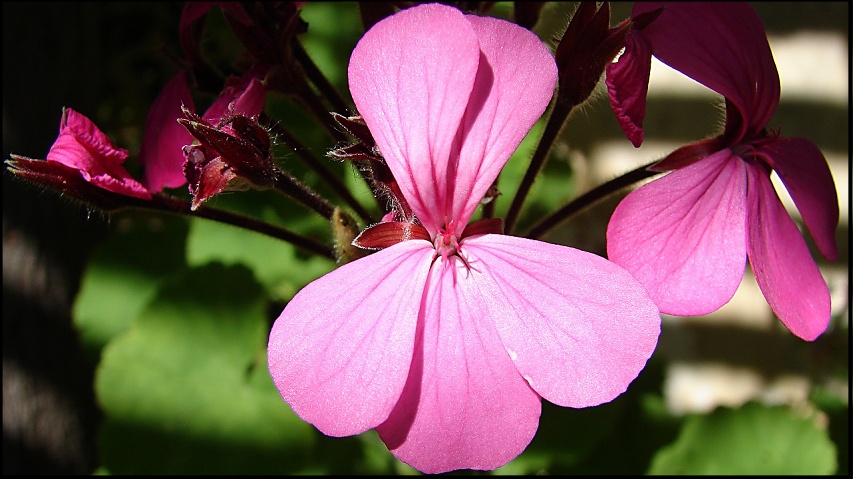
[3,3,184,473]
[3,2,849,474]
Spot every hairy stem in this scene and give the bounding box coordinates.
[266,118,374,223]
[524,160,661,239]
[292,38,352,115]
[146,194,336,259]
[504,98,573,234]
[272,168,338,220]
[296,86,350,145]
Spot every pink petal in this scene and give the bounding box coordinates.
[462,234,660,408]
[633,2,779,138]
[756,137,839,261]
[348,3,480,234]
[447,14,557,227]
[202,74,267,124]
[139,71,196,192]
[376,256,541,474]
[606,149,748,316]
[46,109,150,199]
[745,165,831,341]
[268,241,434,437]
[82,167,151,200]
[605,28,652,148]
[57,108,128,165]
[229,75,267,117]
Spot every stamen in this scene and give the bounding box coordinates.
[431,222,477,274]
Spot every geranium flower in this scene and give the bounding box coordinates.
[139,70,267,193]
[16,107,151,200]
[605,2,839,341]
[139,71,197,192]
[268,3,660,474]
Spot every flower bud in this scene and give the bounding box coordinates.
[330,207,365,263]
[179,106,277,210]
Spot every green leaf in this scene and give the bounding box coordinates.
[649,401,837,475]
[186,217,335,302]
[95,263,316,474]
[299,2,363,95]
[73,213,188,358]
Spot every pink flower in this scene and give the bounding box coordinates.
[605,3,839,341]
[268,4,660,474]
[201,71,268,126]
[139,70,267,193]
[44,108,150,199]
[139,71,196,192]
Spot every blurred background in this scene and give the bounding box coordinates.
[3,2,848,474]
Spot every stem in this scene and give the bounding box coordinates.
[265,118,374,223]
[272,168,337,220]
[143,194,336,260]
[504,98,573,234]
[296,86,350,144]
[524,160,662,240]
[290,39,381,206]
[291,38,352,115]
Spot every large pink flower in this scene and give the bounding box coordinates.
[268,4,660,474]
[605,2,839,341]
[45,108,150,199]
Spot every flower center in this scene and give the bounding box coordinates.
[732,127,781,171]
[431,219,483,274]
[434,231,461,261]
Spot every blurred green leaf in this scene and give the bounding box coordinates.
[73,213,189,358]
[811,383,850,476]
[186,217,335,302]
[95,263,317,474]
[649,401,837,475]
[299,2,364,95]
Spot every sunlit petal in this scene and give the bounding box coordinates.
[348,3,480,234]
[607,149,748,315]
[448,14,557,226]
[377,256,541,474]
[268,240,433,436]
[46,108,150,199]
[745,165,831,341]
[757,137,839,261]
[463,234,660,407]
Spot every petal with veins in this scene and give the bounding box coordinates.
[348,4,479,234]
[377,256,541,474]
[607,149,748,315]
[757,137,839,261]
[463,234,660,408]
[745,165,831,341]
[448,14,557,226]
[268,240,433,437]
